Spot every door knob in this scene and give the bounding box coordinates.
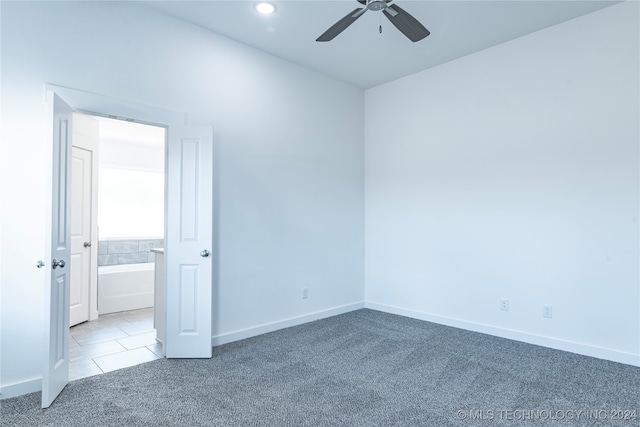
[37,260,45,269]
[200,250,210,258]
[84,241,92,248]
[52,259,66,269]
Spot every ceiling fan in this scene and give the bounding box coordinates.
[316,0,430,43]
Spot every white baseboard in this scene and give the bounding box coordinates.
[1,377,41,400]
[2,303,364,400]
[212,302,365,346]
[365,301,640,367]
[5,301,634,402]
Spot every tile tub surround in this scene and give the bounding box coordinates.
[98,238,164,266]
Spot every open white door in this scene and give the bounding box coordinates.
[70,145,92,326]
[165,126,213,358]
[70,114,99,326]
[42,93,73,408]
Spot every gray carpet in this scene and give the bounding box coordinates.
[1,309,638,426]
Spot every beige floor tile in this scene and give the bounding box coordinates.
[116,331,157,350]
[70,340,127,361]
[121,308,154,321]
[69,358,103,381]
[93,347,160,373]
[119,321,155,337]
[146,342,164,358]
[72,328,130,346]
[67,308,161,382]
[79,317,131,332]
[69,337,82,350]
[70,323,88,335]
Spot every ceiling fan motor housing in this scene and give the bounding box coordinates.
[368,0,387,12]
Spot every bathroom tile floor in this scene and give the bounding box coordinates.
[69,307,162,381]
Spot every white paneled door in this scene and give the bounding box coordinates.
[69,147,92,326]
[165,126,213,358]
[69,114,99,326]
[42,93,72,408]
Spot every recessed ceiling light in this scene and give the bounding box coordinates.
[255,2,275,15]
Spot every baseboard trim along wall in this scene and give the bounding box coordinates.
[1,377,42,400]
[1,303,366,399]
[365,301,640,367]
[211,302,366,346]
[5,300,633,400]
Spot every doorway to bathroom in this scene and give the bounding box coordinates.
[69,114,166,380]
[44,86,214,408]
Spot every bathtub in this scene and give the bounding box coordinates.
[98,263,155,314]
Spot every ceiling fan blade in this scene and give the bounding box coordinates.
[383,4,430,42]
[316,8,366,42]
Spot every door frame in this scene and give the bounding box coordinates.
[44,83,215,385]
[47,84,184,322]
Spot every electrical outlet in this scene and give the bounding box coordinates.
[302,288,309,299]
[500,299,509,311]
[543,305,553,318]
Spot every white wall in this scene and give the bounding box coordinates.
[364,2,639,365]
[0,1,364,396]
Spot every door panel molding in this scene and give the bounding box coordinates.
[166,126,213,359]
[43,92,73,408]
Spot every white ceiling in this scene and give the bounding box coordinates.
[145,0,620,89]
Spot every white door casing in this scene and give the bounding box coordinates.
[42,92,72,408]
[70,114,99,325]
[165,126,213,359]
